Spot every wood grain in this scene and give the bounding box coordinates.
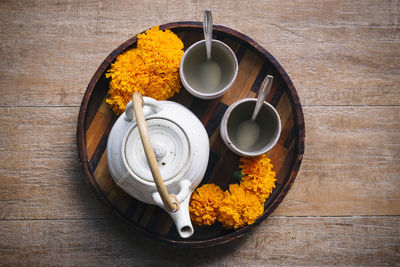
[275,105,400,216]
[0,106,398,220]
[0,217,398,266]
[0,0,398,106]
[0,0,399,264]
[0,107,110,220]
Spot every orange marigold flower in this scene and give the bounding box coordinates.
[239,154,277,203]
[189,184,224,226]
[188,155,276,230]
[105,26,184,115]
[218,184,264,229]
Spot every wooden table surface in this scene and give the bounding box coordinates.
[1,0,399,265]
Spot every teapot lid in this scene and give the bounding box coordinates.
[124,118,190,183]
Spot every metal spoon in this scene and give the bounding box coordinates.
[204,10,213,60]
[199,10,221,92]
[236,75,274,150]
[251,75,274,121]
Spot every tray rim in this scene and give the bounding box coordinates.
[77,21,305,248]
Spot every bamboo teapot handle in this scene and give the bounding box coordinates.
[131,92,179,212]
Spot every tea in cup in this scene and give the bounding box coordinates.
[220,98,281,157]
[179,40,238,99]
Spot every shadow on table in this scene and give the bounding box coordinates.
[73,155,247,265]
[91,215,248,265]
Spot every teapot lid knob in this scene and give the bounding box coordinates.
[153,144,166,159]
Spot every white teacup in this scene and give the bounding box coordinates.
[220,98,281,157]
[179,40,238,99]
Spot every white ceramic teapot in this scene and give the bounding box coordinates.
[106,92,209,238]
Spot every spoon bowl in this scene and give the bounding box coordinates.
[198,60,221,91]
[236,120,260,149]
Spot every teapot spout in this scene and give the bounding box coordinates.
[152,181,195,238]
[168,196,194,238]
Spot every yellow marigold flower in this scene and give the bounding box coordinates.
[239,154,277,203]
[189,184,224,226]
[218,184,264,229]
[105,26,184,115]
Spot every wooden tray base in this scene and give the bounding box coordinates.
[77,22,305,247]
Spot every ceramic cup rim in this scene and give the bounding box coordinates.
[179,39,238,99]
[220,98,282,157]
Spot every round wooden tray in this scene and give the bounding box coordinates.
[77,22,305,248]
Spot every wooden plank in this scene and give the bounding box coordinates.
[0,107,111,220]
[274,105,400,216]
[222,1,400,106]
[0,105,399,220]
[0,0,398,106]
[0,216,398,265]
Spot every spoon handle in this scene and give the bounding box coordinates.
[203,10,213,60]
[251,75,274,121]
